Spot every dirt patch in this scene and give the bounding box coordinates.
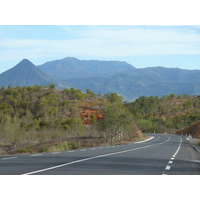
[175,121,200,138]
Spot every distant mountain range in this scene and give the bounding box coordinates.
[38,57,135,79]
[0,57,200,101]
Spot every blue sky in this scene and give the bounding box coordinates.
[0,25,200,73]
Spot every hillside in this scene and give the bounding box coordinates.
[175,121,200,138]
[126,94,200,134]
[0,85,143,154]
[38,57,135,79]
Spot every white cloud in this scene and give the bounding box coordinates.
[0,26,199,63]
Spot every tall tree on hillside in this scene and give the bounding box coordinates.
[98,102,133,144]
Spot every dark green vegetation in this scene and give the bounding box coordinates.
[0,85,141,154]
[1,57,200,101]
[126,94,200,133]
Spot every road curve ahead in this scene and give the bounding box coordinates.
[0,134,200,175]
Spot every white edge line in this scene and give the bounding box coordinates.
[22,136,171,175]
[134,136,155,144]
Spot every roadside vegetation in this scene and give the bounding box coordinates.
[126,94,200,134]
[0,85,143,154]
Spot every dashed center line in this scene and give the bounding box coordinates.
[1,157,17,160]
[22,136,171,175]
[31,154,42,157]
[51,152,61,154]
[162,136,182,175]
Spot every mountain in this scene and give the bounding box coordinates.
[38,57,135,79]
[0,59,69,88]
[62,67,200,101]
[144,66,200,83]
[1,57,200,101]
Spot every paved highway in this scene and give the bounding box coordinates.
[0,133,199,175]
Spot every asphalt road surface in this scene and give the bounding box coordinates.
[0,133,200,175]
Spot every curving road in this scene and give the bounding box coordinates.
[0,134,200,175]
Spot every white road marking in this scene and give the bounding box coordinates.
[134,136,155,143]
[1,157,17,160]
[169,161,173,164]
[68,150,75,152]
[91,148,96,150]
[31,154,42,156]
[190,160,200,163]
[22,136,171,175]
[165,166,171,170]
[80,149,86,151]
[51,152,61,154]
[162,136,182,175]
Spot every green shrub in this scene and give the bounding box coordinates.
[40,146,48,152]
[17,148,28,153]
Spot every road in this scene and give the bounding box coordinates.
[0,133,200,175]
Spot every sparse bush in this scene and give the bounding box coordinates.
[40,146,48,152]
[17,148,31,153]
[48,142,73,152]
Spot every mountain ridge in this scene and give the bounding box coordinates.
[38,57,135,79]
[0,57,200,101]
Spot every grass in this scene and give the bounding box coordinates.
[39,141,82,153]
[17,148,32,153]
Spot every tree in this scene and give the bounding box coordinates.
[136,119,154,133]
[48,84,55,91]
[104,93,122,103]
[97,102,133,144]
[61,117,85,138]
[86,89,95,98]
